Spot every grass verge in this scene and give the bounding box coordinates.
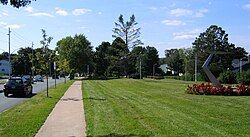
[83,79,250,137]
[0,80,74,137]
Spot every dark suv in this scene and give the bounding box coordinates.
[3,77,33,97]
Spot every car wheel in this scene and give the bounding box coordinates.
[4,92,8,97]
[29,88,33,95]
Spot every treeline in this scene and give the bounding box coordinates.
[162,25,249,83]
[56,35,162,79]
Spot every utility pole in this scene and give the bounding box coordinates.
[139,56,142,79]
[195,53,197,82]
[54,61,56,88]
[185,59,187,81]
[240,58,242,74]
[32,42,34,78]
[87,65,89,76]
[7,28,11,79]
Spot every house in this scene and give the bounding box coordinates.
[0,60,11,75]
[232,58,250,72]
[159,64,177,75]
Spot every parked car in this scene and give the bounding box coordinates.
[22,75,34,84]
[33,75,44,82]
[3,77,32,97]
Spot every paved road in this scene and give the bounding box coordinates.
[0,78,67,113]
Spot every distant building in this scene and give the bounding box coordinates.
[232,58,250,72]
[159,64,177,75]
[0,60,11,75]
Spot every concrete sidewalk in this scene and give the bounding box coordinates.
[35,81,86,137]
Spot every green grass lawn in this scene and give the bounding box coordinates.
[83,79,250,137]
[0,80,74,137]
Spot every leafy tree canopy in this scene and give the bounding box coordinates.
[0,0,35,8]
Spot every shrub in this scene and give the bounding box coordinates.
[130,73,141,79]
[154,74,164,79]
[237,70,250,85]
[186,83,250,96]
[218,70,236,84]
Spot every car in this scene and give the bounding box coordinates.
[22,75,34,84]
[3,77,33,97]
[33,75,44,82]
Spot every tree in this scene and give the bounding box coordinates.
[130,46,147,77]
[107,37,129,77]
[12,47,33,75]
[112,14,143,49]
[165,49,184,75]
[40,29,53,76]
[56,34,94,76]
[0,0,35,8]
[144,46,160,76]
[193,25,248,78]
[94,42,111,77]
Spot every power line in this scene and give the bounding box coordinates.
[11,30,32,44]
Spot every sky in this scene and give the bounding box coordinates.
[0,0,250,57]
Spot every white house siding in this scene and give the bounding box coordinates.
[0,60,11,75]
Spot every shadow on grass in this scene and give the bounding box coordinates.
[6,93,37,98]
[84,76,120,81]
[83,97,106,101]
[87,133,150,137]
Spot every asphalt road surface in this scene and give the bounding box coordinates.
[0,78,67,113]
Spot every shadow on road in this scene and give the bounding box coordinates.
[6,93,37,98]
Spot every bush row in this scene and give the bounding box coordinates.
[219,70,250,85]
[186,83,250,96]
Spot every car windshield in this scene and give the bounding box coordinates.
[35,75,41,78]
[7,79,23,85]
[23,75,31,79]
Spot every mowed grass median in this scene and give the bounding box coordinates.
[0,80,74,137]
[83,79,250,137]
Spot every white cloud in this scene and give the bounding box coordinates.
[6,24,21,29]
[2,12,8,16]
[170,3,176,7]
[170,8,192,17]
[162,20,186,26]
[149,7,158,11]
[72,8,91,16]
[170,8,208,18]
[0,10,8,17]
[0,21,21,29]
[25,7,34,13]
[55,7,68,16]
[243,4,250,9]
[194,9,208,18]
[173,29,202,40]
[29,12,54,17]
[80,26,86,29]
[98,12,102,15]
